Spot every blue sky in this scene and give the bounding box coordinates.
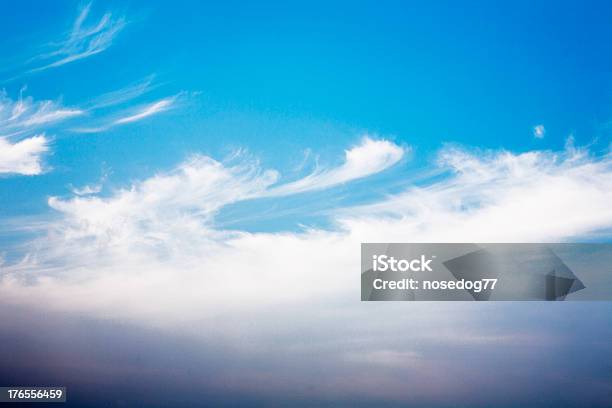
[1,1,612,222]
[1,2,612,407]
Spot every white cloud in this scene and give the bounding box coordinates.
[0,91,83,135]
[266,136,406,196]
[0,134,49,175]
[46,153,278,250]
[112,98,174,125]
[28,2,125,73]
[341,145,612,242]
[533,124,545,138]
[71,97,177,133]
[1,140,611,329]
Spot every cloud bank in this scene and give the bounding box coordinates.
[1,139,611,324]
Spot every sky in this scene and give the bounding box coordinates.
[0,1,612,407]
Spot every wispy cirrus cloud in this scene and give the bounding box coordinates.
[340,144,612,242]
[0,81,181,175]
[0,89,83,136]
[86,75,156,110]
[71,96,180,133]
[27,2,126,74]
[266,137,406,196]
[45,153,278,248]
[0,0,179,175]
[113,98,174,125]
